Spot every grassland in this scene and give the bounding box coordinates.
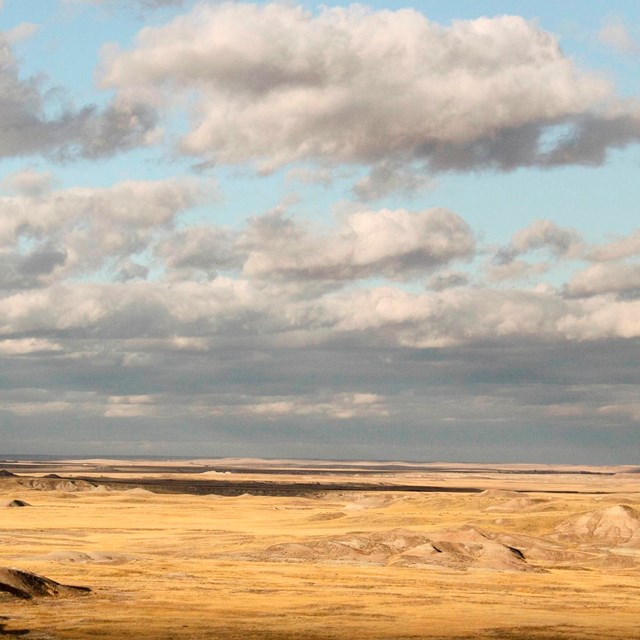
[1,459,639,639]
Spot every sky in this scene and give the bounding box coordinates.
[0,0,639,463]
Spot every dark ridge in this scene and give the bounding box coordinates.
[0,568,90,600]
[63,475,484,497]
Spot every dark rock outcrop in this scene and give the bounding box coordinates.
[0,567,90,599]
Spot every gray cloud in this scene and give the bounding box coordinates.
[0,34,157,160]
[155,225,241,279]
[427,271,470,291]
[510,220,583,258]
[0,243,67,290]
[0,331,638,462]
[352,161,434,201]
[488,220,583,282]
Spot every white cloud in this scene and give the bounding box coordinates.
[5,401,74,416]
[0,177,208,284]
[598,17,639,54]
[564,262,640,298]
[1,168,54,196]
[64,0,185,11]
[588,229,640,261]
[100,3,634,176]
[486,259,550,283]
[242,208,475,281]
[5,22,40,45]
[0,338,62,355]
[212,392,388,420]
[597,403,640,422]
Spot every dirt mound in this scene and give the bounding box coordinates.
[123,488,154,496]
[493,532,592,566]
[477,489,521,499]
[0,567,90,600]
[0,470,17,477]
[343,495,401,511]
[417,527,538,572]
[307,512,346,522]
[29,550,134,564]
[485,497,548,513]
[259,527,537,572]
[552,505,640,547]
[1,500,30,508]
[431,527,492,544]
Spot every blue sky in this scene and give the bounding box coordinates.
[0,0,639,462]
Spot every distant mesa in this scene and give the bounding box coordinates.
[0,567,90,600]
[1,500,30,508]
[43,473,62,479]
[553,505,640,546]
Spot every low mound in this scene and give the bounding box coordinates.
[0,567,90,600]
[485,497,548,513]
[0,470,17,477]
[493,532,593,566]
[30,550,133,564]
[343,495,400,511]
[259,527,537,572]
[307,512,346,522]
[123,488,154,496]
[477,489,521,499]
[1,500,30,508]
[553,505,640,546]
[420,527,538,572]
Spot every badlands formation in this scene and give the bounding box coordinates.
[0,459,639,639]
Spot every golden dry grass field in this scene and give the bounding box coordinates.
[1,459,640,639]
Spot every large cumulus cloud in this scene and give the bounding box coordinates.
[99,2,640,184]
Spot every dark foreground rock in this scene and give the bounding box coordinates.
[2,499,30,507]
[0,567,90,599]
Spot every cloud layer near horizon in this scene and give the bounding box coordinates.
[1,169,639,459]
